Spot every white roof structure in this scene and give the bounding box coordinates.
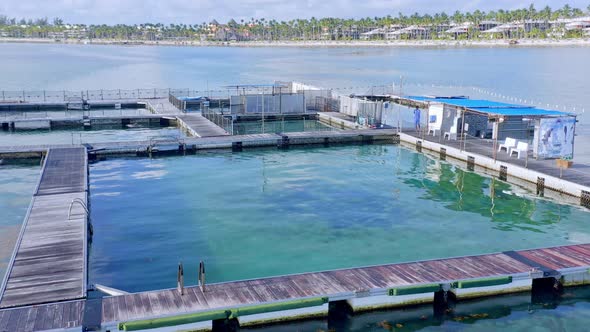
[565,20,590,30]
[445,22,473,34]
[387,25,428,36]
[360,28,385,36]
[483,23,523,34]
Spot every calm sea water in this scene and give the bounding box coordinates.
[88,144,590,292]
[0,43,588,158]
[2,43,590,330]
[0,126,182,146]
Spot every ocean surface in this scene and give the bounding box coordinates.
[0,43,588,160]
[1,43,590,330]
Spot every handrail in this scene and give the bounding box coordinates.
[68,198,89,221]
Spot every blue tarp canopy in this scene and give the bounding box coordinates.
[405,96,572,117]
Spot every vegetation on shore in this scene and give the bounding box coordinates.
[0,4,589,42]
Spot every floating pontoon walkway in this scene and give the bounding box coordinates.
[177,114,230,137]
[100,243,590,331]
[1,242,589,331]
[0,129,398,158]
[0,147,89,309]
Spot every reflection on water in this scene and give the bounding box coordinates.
[403,160,570,233]
[89,144,590,294]
[246,286,590,332]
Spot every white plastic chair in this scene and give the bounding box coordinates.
[444,124,457,140]
[498,137,516,153]
[509,141,529,159]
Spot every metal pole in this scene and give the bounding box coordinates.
[262,87,265,133]
[22,90,25,102]
[398,76,403,133]
[43,90,46,102]
[459,110,465,151]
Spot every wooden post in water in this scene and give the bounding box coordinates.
[177,262,184,295]
[198,261,206,292]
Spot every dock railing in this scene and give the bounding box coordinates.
[0,89,210,103]
[201,105,234,135]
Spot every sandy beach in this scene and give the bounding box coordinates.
[1,37,590,48]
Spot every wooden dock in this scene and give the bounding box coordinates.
[99,243,590,330]
[1,242,589,331]
[177,114,230,137]
[0,148,89,309]
[0,300,85,331]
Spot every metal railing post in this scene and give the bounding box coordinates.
[22,90,25,102]
[118,89,121,99]
[43,90,46,102]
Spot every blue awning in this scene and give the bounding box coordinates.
[405,96,572,117]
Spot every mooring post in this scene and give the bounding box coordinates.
[198,261,206,292]
[327,300,353,331]
[177,262,184,295]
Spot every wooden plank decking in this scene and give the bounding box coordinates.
[177,114,230,137]
[0,148,88,309]
[101,243,590,325]
[0,300,85,332]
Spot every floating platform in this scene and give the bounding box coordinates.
[0,148,89,309]
[177,114,230,137]
[317,112,365,130]
[100,244,590,331]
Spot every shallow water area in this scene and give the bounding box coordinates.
[88,144,590,294]
[0,162,40,281]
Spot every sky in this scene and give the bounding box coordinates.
[1,0,589,25]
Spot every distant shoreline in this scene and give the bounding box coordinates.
[1,37,590,48]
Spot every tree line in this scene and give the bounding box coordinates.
[0,4,589,41]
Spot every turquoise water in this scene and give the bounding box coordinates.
[89,144,590,293]
[233,119,335,135]
[0,126,182,146]
[0,163,40,281]
[246,286,590,331]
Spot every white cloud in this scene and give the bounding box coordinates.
[0,0,587,24]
